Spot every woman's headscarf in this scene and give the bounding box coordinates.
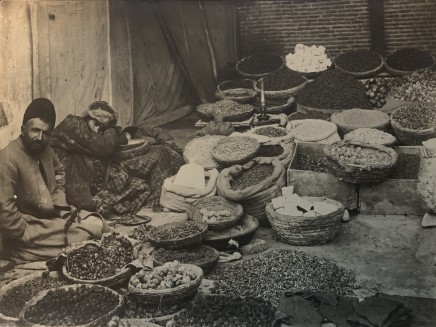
[82,101,118,128]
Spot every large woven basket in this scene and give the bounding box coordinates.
[196,100,254,122]
[331,109,390,136]
[153,245,219,274]
[62,265,133,288]
[148,221,208,249]
[216,79,257,103]
[390,105,436,145]
[19,284,124,327]
[212,136,260,166]
[254,76,308,99]
[183,135,226,169]
[128,264,203,305]
[186,196,243,230]
[236,53,284,79]
[266,197,344,246]
[333,52,384,78]
[324,141,398,184]
[384,56,435,77]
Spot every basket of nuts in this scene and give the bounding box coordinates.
[212,136,260,166]
[186,196,243,230]
[196,100,254,122]
[20,284,124,327]
[324,140,398,184]
[147,221,208,249]
[128,261,203,305]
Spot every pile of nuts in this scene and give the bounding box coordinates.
[386,69,436,102]
[210,249,357,306]
[197,100,253,120]
[257,144,284,157]
[23,285,119,326]
[254,126,287,138]
[170,295,275,327]
[212,137,259,163]
[329,144,392,165]
[0,275,66,318]
[67,232,133,280]
[149,221,205,241]
[230,163,274,190]
[392,104,436,130]
[129,261,197,290]
[344,128,396,146]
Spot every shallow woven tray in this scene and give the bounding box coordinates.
[211,136,260,166]
[186,196,243,230]
[254,76,308,99]
[384,55,435,77]
[324,141,398,184]
[20,284,124,327]
[333,52,384,78]
[266,197,344,246]
[216,79,257,103]
[196,101,255,122]
[128,264,203,305]
[390,105,436,145]
[236,53,284,79]
[62,265,133,288]
[183,135,226,169]
[147,221,208,249]
[203,215,259,251]
[331,109,390,135]
[153,245,219,274]
[250,125,293,144]
[344,128,397,147]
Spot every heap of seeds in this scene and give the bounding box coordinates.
[171,295,275,327]
[262,67,306,91]
[197,100,254,120]
[390,153,421,180]
[230,163,274,190]
[386,69,436,102]
[257,144,284,157]
[210,249,358,306]
[334,50,382,73]
[344,128,396,145]
[296,153,329,173]
[212,137,259,163]
[238,54,283,75]
[254,126,288,138]
[386,48,434,72]
[296,69,372,110]
[149,221,206,241]
[184,136,225,168]
[392,104,436,130]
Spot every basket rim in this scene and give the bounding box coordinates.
[384,54,435,76]
[253,75,308,96]
[187,195,243,223]
[333,51,384,77]
[211,136,260,165]
[217,78,256,91]
[204,214,259,241]
[19,283,124,327]
[148,221,208,244]
[324,140,398,169]
[128,264,203,296]
[183,135,226,169]
[390,105,436,134]
[331,108,390,130]
[266,197,344,219]
[236,53,285,78]
[62,265,133,285]
[152,245,219,268]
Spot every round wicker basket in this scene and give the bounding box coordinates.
[153,245,219,274]
[148,221,208,249]
[216,79,257,103]
[236,53,284,79]
[186,196,243,230]
[324,141,398,184]
[384,56,435,77]
[390,105,436,145]
[62,265,133,288]
[196,101,254,122]
[212,136,260,166]
[183,135,226,169]
[333,52,384,78]
[19,284,124,327]
[253,76,308,99]
[128,264,203,305]
[266,198,344,246]
[331,109,390,136]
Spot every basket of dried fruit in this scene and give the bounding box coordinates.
[253,68,308,98]
[390,104,436,145]
[249,125,293,144]
[61,232,135,287]
[147,220,208,249]
[128,262,203,305]
[186,196,243,230]
[324,140,398,184]
[344,128,397,147]
[236,53,284,79]
[266,197,344,245]
[20,284,124,327]
[385,48,435,76]
[196,100,254,122]
[0,272,67,322]
[216,79,257,103]
[152,245,219,274]
[331,108,390,136]
[183,135,226,169]
[211,136,260,166]
[333,50,384,78]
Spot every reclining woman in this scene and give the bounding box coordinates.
[50,101,185,217]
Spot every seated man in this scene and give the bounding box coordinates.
[0,98,107,263]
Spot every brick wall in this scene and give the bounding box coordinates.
[237,0,436,60]
[237,0,371,59]
[384,0,436,56]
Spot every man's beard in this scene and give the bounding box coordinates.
[25,140,47,154]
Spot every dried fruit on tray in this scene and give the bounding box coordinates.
[329,143,392,166]
[344,128,396,146]
[23,284,120,326]
[230,163,274,190]
[129,261,198,290]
